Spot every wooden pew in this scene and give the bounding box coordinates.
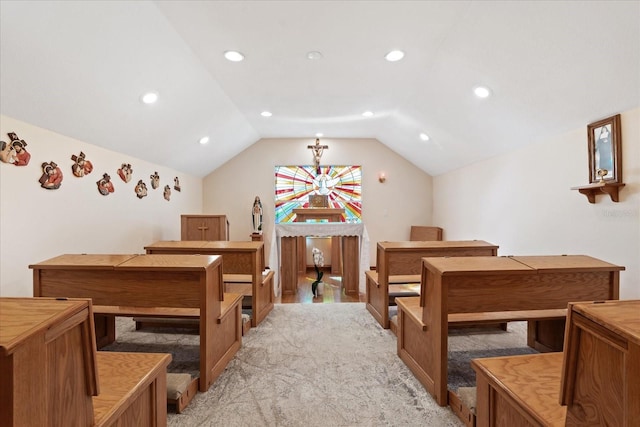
[94,352,170,427]
[397,255,624,407]
[473,352,567,427]
[144,240,273,327]
[0,297,170,427]
[366,240,499,329]
[472,299,639,427]
[560,299,639,426]
[30,253,242,393]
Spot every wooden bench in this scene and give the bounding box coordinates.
[366,240,499,329]
[1,297,170,427]
[94,351,171,427]
[473,352,566,427]
[471,299,639,427]
[396,255,624,407]
[30,253,242,393]
[144,240,273,327]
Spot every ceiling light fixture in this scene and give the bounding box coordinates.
[384,50,405,62]
[473,86,491,98]
[362,111,374,117]
[306,51,323,60]
[199,136,210,145]
[140,92,158,104]
[419,133,430,141]
[260,111,272,117]
[224,50,245,62]
[315,132,324,137]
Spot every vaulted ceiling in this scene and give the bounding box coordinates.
[1,1,638,177]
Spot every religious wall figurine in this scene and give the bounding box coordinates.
[0,132,31,166]
[117,163,133,183]
[174,176,181,192]
[150,171,160,189]
[97,173,115,196]
[71,151,93,177]
[134,179,148,199]
[252,196,263,233]
[0,140,15,163]
[38,161,63,189]
[163,184,171,201]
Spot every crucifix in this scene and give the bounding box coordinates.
[307,138,328,174]
[197,223,209,240]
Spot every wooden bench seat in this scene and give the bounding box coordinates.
[144,241,274,328]
[94,351,171,427]
[30,253,237,393]
[472,352,566,427]
[366,240,499,329]
[397,255,623,408]
[94,292,243,324]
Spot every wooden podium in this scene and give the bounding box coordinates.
[292,208,344,274]
[181,214,229,241]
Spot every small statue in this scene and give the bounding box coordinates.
[252,196,263,234]
[596,168,608,183]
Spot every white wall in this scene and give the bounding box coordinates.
[433,108,640,299]
[0,115,203,296]
[202,138,434,266]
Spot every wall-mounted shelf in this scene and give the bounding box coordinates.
[571,182,625,204]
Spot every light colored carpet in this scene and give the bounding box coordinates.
[105,303,533,426]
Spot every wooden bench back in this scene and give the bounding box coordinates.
[409,226,443,241]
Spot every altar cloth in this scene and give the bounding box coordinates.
[268,223,370,297]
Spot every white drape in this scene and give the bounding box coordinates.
[268,223,370,297]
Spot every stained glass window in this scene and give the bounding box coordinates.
[275,165,362,223]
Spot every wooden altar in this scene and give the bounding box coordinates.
[269,223,370,297]
[292,208,345,274]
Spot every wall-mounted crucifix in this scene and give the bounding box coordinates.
[307,138,328,174]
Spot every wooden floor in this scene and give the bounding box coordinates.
[277,267,366,304]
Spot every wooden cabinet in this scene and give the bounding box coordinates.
[181,214,229,240]
[0,297,99,427]
[560,300,640,426]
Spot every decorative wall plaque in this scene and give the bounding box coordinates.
[97,173,115,196]
[150,171,160,189]
[38,161,63,189]
[0,132,31,166]
[135,180,148,199]
[71,151,93,177]
[117,163,133,183]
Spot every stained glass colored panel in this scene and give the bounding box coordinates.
[275,165,362,223]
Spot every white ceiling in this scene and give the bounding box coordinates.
[1,1,639,177]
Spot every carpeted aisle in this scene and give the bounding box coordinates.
[105,303,532,426]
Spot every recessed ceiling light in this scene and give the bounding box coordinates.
[199,136,210,145]
[315,132,324,137]
[419,133,430,141]
[224,50,245,62]
[141,92,158,104]
[473,86,491,98]
[384,50,405,62]
[261,111,272,117]
[306,51,323,60]
[362,111,374,117]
